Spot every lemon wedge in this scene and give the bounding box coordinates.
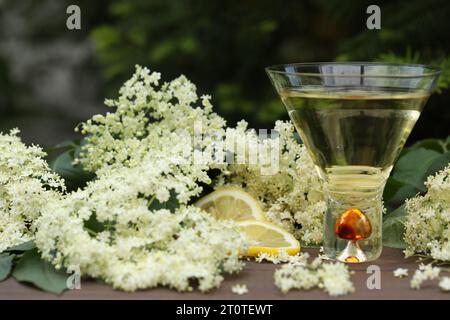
[196,187,300,257]
[237,220,300,257]
[195,187,266,222]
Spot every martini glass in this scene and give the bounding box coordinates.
[266,62,440,263]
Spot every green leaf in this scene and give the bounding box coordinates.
[422,151,450,180]
[382,140,450,248]
[12,249,68,294]
[383,177,407,202]
[383,177,418,213]
[382,204,407,249]
[45,139,79,155]
[383,140,450,211]
[50,141,95,191]
[5,241,36,252]
[392,148,442,191]
[0,254,14,281]
[410,138,447,153]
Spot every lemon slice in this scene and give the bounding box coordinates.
[237,220,300,257]
[195,187,266,221]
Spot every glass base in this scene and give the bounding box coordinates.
[337,241,367,263]
[323,191,383,263]
[325,242,382,263]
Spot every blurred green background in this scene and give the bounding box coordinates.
[0,0,449,146]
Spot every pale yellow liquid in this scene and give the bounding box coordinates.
[281,88,428,189]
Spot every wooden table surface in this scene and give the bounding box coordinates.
[0,248,448,300]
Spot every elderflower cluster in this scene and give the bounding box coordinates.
[77,65,226,181]
[217,121,325,245]
[439,277,450,291]
[393,268,409,278]
[0,129,64,253]
[274,253,354,296]
[231,284,248,295]
[255,250,305,264]
[404,165,450,261]
[410,264,441,289]
[35,164,246,292]
[34,66,248,292]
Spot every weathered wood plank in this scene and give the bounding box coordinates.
[0,248,448,300]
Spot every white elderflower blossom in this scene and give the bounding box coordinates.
[217,121,325,245]
[256,250,311,265]
[393,268,409,278]
[0,129,64,253]
[318,262,355,296]
[34,67,246,292]
[410,264,441,289]
[255,251,292,264]
[439,277,450,291]
[231,284,248,295]
[35,170,246,292]
[404,165,450,261]
[77,65,226,177]
[274,253,354,296]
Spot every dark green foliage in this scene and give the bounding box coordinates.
[90,0,450,140]
[382,204,407,249]
[89,0,341,129]
[12,249,68,294]
[48,140,95,191]
[382,136,450,248]
[0,254,14,281]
